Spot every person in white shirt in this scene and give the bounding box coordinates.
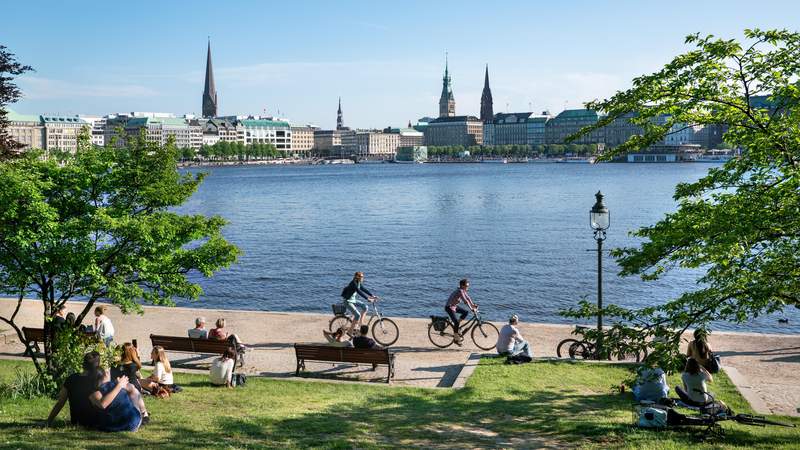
[93,305,115,346]
[209,348,237,388]
[188,317,208,339]
[495,314,533,358]
[141,346,174,392]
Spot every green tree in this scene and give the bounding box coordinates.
[0,45,33,158]
[0,131,240,377]
[563,29,800,370]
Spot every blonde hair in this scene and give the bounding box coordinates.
[215,318,225,328]
[152,345,172,373]
[94,305,108,316]
[121,342,141,370]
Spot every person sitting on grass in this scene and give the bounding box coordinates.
[140,346,174,393]
[209,347,237,388]
[188,316,209,339]
[47,351,150,430]
[209,318,247,355]
[353,325,381,349]
[632,360,669,402]
[677,357,728,412]
[112,343,143,393]
[322,326,353,347]
[495,314,533,358]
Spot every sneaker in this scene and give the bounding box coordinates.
[141,415,151,426]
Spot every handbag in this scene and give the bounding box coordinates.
[707,353,721,374]
[233,373,247,387]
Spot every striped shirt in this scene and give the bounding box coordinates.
[446,288,476,310]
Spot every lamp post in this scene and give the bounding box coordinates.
[590,191,610,359]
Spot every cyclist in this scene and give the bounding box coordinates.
[341,272,379,336]
[445,278,478,345]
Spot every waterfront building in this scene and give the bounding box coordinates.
[544,109,605,145]
[41,115,88,153]
[202,41,218,118]
[199,118,243,146]
[480,65,493,123]
[6,109,43,151]
[483,112,532,146]
[240,118,291,151]
[290,125,317,154]
[123,116,199,149]
[424,115,483,146]
[342,130,400,158]
[603,112,642,148]
[384,127,424,148]
[526,113,552,146]
[438,56,455,118]
[79,115,106,146]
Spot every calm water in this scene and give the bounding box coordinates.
[175,163,799,333]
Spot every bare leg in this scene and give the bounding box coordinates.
[126,384,148,416]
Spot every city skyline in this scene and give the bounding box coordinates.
[4,0,799,128]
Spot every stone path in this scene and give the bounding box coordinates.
[1,298,798,416]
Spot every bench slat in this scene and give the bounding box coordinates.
[294,344,395,383]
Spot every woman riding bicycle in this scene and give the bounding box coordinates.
[341,272,379,335]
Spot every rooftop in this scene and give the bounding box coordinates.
[429,115,481,124]
[126,117,188,127]
[553,109,600,120]
[240,119,291,128]
[4,109,40,123]
[40,115,86,124]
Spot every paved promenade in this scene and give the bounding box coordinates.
[1,298,798,416]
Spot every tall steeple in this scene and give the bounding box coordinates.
[480,64,494,123]
[438,53,455,118]
[202,39,218,118]
[336,97,344,130]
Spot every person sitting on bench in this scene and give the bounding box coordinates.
[353,325,381,349]
[188,317,208,339]
[322,327,353,347]
[209,318,247,355]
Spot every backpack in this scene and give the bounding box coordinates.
[506,354,533,365]
[638,407,668,428]
[233,373,247,387]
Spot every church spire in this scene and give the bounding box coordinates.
[480,64,494,123]
[336,97,344,130]
[202,39,218,118]
[438,52,455,118]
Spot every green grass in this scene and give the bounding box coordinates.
[0,358,798,449]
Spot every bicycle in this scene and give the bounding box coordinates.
[427,310,499,350]
[329,299,399,347]
[556,326,647,362]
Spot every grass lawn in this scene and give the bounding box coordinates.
[0,357,798,449]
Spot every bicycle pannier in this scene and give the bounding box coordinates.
[332,303,347,316]
[431,316,448,332]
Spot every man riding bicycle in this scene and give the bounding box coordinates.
[445,278,478,346]
[341,272,379,335]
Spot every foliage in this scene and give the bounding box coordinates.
[0,369,52,400]
[564,28,800,372]
[425,143,598,159]
[0,358,796,448]
[0,44,34,158]
[195,141,282,161]
[47,328,118,395]
[0,131,240,378]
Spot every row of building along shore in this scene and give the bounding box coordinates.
[8,40,771,161]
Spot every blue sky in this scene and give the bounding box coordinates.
[4,0,798,128]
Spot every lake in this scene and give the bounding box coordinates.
[176,162,799,334]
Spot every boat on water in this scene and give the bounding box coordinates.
[556,156,596,164]
[481,158,508,163]
[694,149,736,163]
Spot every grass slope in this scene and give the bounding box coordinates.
[0,358,797,449]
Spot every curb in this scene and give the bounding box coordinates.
[723,365,772,415]
[452,352,482,389]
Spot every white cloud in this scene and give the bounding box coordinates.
[18,76,159,100]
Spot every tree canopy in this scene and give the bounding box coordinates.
[0,130,240,375]
[0,44,33,157]
[563,28,800,371]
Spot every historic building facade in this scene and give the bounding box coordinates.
[6,110,44,151]
[480,65,493,123]
[290,125,317,153]
[124,116,201,149]
[342,130,400,158]
[544,109,605,145]
[424,116,483,146]
[42,115,88,153]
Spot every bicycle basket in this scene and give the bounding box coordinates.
[431,316,448,332]
[332,303,347,316]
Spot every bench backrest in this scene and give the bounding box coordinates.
[22,327,45,343]
[294,344,391,364]
[150,335,233,354]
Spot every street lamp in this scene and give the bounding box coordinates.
[590,191,610,358]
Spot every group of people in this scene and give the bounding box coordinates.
[633,329,722,407]
[51,304,116,347]
[187,316,247,356]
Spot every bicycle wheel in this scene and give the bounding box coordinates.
[328,315,351,332]
[471,321,499,350]
[556,339,582,358]
[568,341,593,359]
[372,318,399,347]
[735,414,797,428]
[428,322,455,348]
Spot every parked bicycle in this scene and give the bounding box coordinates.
[427,310,499,350]
[556,326,647,362]
[329,299,399,347]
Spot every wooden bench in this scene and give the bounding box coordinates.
[21,327,95,355]
[150,334,245,367]
[294,343,396,383]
